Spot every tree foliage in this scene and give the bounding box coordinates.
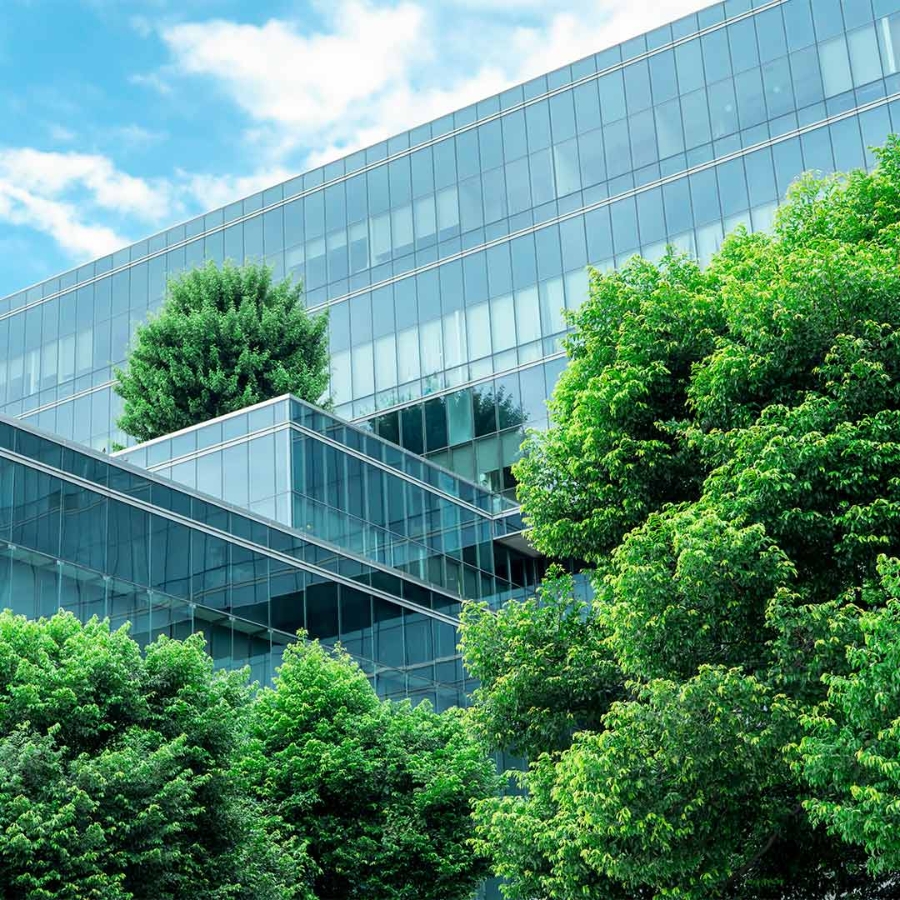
[115,261,329,442]
[242,637,498,900]
[462,137,900,898]
[0,611,293,900]
[0,612,494,899]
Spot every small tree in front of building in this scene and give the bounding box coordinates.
[240,636,499,900]
[115,261,329,442]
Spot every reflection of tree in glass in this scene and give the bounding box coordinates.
[368,384,527,458]
[481,385,527,431]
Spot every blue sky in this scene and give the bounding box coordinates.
[0,0,709,298]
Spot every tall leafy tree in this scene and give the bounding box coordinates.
[0,611,298,900]
[115,261,329,442]
[241,636,499,900]
[461,138,900,898]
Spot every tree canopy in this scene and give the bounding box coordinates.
[0,610,292,900]
[461,137,900,898]
[115,261,329,442]
[0,612,493,900]
[242,637,498,900]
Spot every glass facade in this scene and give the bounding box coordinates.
[1,0,899,714]
[5,0,900,480]
[0,412,480,707]
[115,394,540,606]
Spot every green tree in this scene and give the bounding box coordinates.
[461,137,900,898]
[241,636,498,900]
[0,610,298,900]
[798,556,900,879]
[115,261,329,442]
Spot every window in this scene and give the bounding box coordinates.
[878,11,900,76]
[681,89,712,149]
[467,302,492,360]
[735,68,767,130]
[351,343,375,398]
[573,81,602,131]
[414,196,437,248]
[501,110,528,162]
[598,70,627,123]
[505,157,532,214]
[370,213,392,264]
[819,36,853,97]
[655,100,685,158]
[708,79,739,139]
[604,120,632,177]
[483,169,508,223]
[490,294,516,352]
[525,100,552,151]
[649,50,678,103]
[374,334,398,392]
[578,129,606,186]
[515,287,541,344]
[436,187,460,239]
[790,46,825,107]
[326,229,348,281]
[392,205,414,256]
[848,25,883,86]
[637,188,666,245]
[396,326,421,385]
[553,140,581,197]
[539,277,566,336]
[349,221,369,273]
[410,147,435,197]
[623,60,652,111]
[529,150,556,205]
[763,58,795,119]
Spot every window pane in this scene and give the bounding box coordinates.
[819,36,853,97]
[848,24,883,85]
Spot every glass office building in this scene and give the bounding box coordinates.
[3,0,900,693]
[114,394,537,608]
[0,410,489,706]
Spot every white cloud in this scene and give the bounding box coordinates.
[0,145,291,266]
[0,148,174,221]
[179,167,295,211]
[161,2,427,131]
[129,71,173,95]
[0,148,183,262]
[0,180,128,259]
[47,124,77,143]
[148,0,712,172]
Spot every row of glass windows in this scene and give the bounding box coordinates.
[359,359,568,496]
[293,399,510,511]
[328,271,576,408]
[0,420,487,617]
[288,491,543,606]
[0,542,468,707]
[328,107,890,417]
[365,361,562,455]
[9,0,900,315]
[0,95,894,442]
[112,15,900,307]
[0,453,465,634]
[138,422,534,601]
[0,0,793,313]
[122,395,506,515]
